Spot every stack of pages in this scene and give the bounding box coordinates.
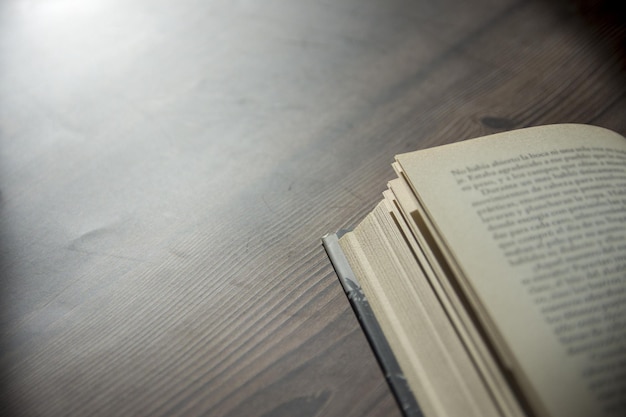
[323,124,626,417]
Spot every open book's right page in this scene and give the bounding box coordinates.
[396,124,626,417]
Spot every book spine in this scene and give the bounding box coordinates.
[322,233,424,417]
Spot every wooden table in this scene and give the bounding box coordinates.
[1,0,624,415]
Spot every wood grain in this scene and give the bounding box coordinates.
[0,0,624,416]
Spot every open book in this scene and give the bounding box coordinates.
[322,124,626,417]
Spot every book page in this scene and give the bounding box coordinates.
[386,180,526,417]
[339,202,503,417]
[396,124,626,417]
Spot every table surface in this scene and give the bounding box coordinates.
[1,0,624,416]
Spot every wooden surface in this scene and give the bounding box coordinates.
[0,0,624,416]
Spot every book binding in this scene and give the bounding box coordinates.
[322,232,423,417]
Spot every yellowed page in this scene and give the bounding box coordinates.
[396,124,626,417]
[339,202,503,417]
[385,181,526,417]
